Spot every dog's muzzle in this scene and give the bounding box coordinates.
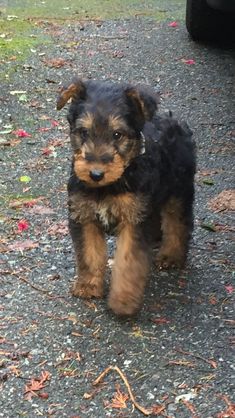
[89,169,104,182]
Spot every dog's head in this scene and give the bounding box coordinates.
[57,78,158,187]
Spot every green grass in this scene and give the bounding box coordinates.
[5,0,185,20]
[0,18,46,59]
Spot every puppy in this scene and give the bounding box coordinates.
[57,79,196,316]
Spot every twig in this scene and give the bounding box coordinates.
[93,365,152,416]
[175,348,217,369]
[4,269,66,300]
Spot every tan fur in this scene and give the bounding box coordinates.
[108,115,129,132]
[72,222,107,298]
[156,197,188,268]
[108,223,149,316]
[69,192,147,226]
[73,152,125,187]
[57,82,84,110]
[76,112,94,130]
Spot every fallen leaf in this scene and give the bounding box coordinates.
[181,399,196,414]
[108,385,129,409]
[24,371,51,400]
[17,219,29,233]
[19,175,31,183]
[168,21,178,27]
[151,404,165,415]
[27,205,55,215]
[224,285,233,294]
[200,222,217,232]
[8,240,39,252]
[209,295,217,305]
[10,90,26,95]
[151,317,170,324]
[203,178,214,185]
[43,58,67,68]
[217,395,235,418]
[48,221,69,236]
[42,146,54,155]
[39,392,49,399]
[112,50,125,58]
[167,360,195,368]
[12,129,31,138]
[51,120,59,127]
[38,127,51,132]
[208,190,235,213]
[175,390,197,403]
[182,59,195,65]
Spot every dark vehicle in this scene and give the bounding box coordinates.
[186,0,235,41]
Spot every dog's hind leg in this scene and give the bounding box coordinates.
[156,197,193,269]
[69,219,107,298]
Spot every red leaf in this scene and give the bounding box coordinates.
[225,285,233,294]
[51,120,59,127]
[39,392,49,399]
[12,129,31,138]
[42,147,54,155]
[182,59,195,65]
[168,21,178,27]
[17,219,29,232]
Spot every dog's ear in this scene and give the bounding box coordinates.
[57,78,86,110]
[125,85,159,121]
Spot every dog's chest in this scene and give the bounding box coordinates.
[95,202,117,230]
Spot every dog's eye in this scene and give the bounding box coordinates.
[79,128,89,141]
[113,131,122,140]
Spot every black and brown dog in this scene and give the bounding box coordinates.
[57,78,196,316]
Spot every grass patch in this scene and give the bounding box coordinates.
[6,0,185,20]
[0,18,43,59]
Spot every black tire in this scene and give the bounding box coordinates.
[186,0,235,42]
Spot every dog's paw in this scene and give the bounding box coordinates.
[156,251,185,269]
[72,277,103,299]
[108,292,141,316]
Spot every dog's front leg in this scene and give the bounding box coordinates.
[108,224,149,316]
[70,219,107,299]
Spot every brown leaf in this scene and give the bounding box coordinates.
[27,205,55,215]
[182,399,197,414]
[43,58,68,68]
[38,392,49,399]
[108,385,129,409]
[167,360,195,368]
[48,221,69,236]
[7,240,39,252]
[151,317,170,324]
[150,404,165,415]
[24,371,51,400]
[208,190,235,213]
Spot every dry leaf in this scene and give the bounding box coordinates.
[8,240,39,252]
[108,385,129,409]
[208,190,235,213]
[43,58,67,68]
[24,371,51,400]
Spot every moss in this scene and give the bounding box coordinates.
[0,18,49,59]
[6,0,184,20]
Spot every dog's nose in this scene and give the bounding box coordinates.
[89,169,104,182]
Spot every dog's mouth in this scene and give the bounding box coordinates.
[73,153,126,187]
